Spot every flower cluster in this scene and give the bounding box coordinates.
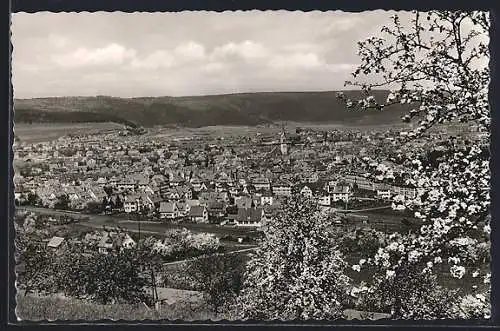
[339,10,490,319]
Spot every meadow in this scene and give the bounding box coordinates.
[15,291,213,321]
[14,122,122,144]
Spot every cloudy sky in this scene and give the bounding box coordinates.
[12,10,403,98]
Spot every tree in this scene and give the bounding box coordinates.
[236,197,351,320]
[115,195,123,209]
[56,244,149,305]
[85,201,104,214]
[338,11,490,318]
[103,186,113,196]
[356,262,459,319]
[188,253,246,316]
[16,235,56,295]
[25,192,41,206]
[54,194,70,210]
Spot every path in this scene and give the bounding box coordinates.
[335,205,392,213]
[162,247,257,267]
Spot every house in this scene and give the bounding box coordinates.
[331,185,352,202]
[47,236,65,250]
[108,176,119,187]
[162,185,192,201]
[234,195,253,209]
[376,189,391,200]
[299,184,314,199]
[169,173,185,187]
[252,177,271,191]
[272,181,292,197]
[163,189,181,201]
[96,177,107,186]
[243,184,256,195]
[228,186,240,196]
[88,187,107,202]
[124,195,141,213]
[199,191,229,204]
[117,178,136,190]
[159,202,179,219]
[190,177,204,191]
[391,186,417,199]
[317,191,331,207]
[207,201,226,219]
[178,186,193,200]
[133,174,150,189]
[236,208,263,227]
[215,182,230,193]
[139,194,156,211]
[151,174,168,187]
[307,172,319,183]
[177,202,188,216]
[186,199,201,208]
[189,206,209,223]
[97,231,136,254]
[343,174,375,191]
[260,190,274,206]
[262,204,277,222]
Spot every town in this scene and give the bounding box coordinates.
[13,122,483,247]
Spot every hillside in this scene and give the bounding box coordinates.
[13,91,414,128]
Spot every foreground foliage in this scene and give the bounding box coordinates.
[338,10,490,319]
[236,198,351,320]
[16,293,212,321]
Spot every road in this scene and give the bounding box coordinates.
[162,247,257,267]
[17,204,415,236]
[16,206,260,240]
[335,205,392,213]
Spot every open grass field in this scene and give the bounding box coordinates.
[14,122,122,144]
[15,291,213,321]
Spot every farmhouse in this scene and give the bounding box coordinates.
[189,206,209,223]
[159,202,179,219]
[97,232,136,254]
[236,207,264,227]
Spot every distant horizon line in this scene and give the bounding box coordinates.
[13,87,391,100]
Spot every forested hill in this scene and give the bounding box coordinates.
[14,90,413,128]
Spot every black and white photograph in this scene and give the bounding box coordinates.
[11,10,491,321]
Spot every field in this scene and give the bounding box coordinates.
[15,291,213,321]
[14,122,122,144]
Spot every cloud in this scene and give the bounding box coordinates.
[130,50,175,69]
[211,40,268,61]
[48,34,69,48]
[174,41,206,60]
[269,52,323,69]
[326,63,357,72]
[201,62,226,73]
[12,11,409,97]
[51,43,137,68]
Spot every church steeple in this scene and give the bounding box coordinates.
[280,125,288,156]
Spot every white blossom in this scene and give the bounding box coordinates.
[450,265,466,279]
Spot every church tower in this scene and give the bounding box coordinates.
[280,126,288,156]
